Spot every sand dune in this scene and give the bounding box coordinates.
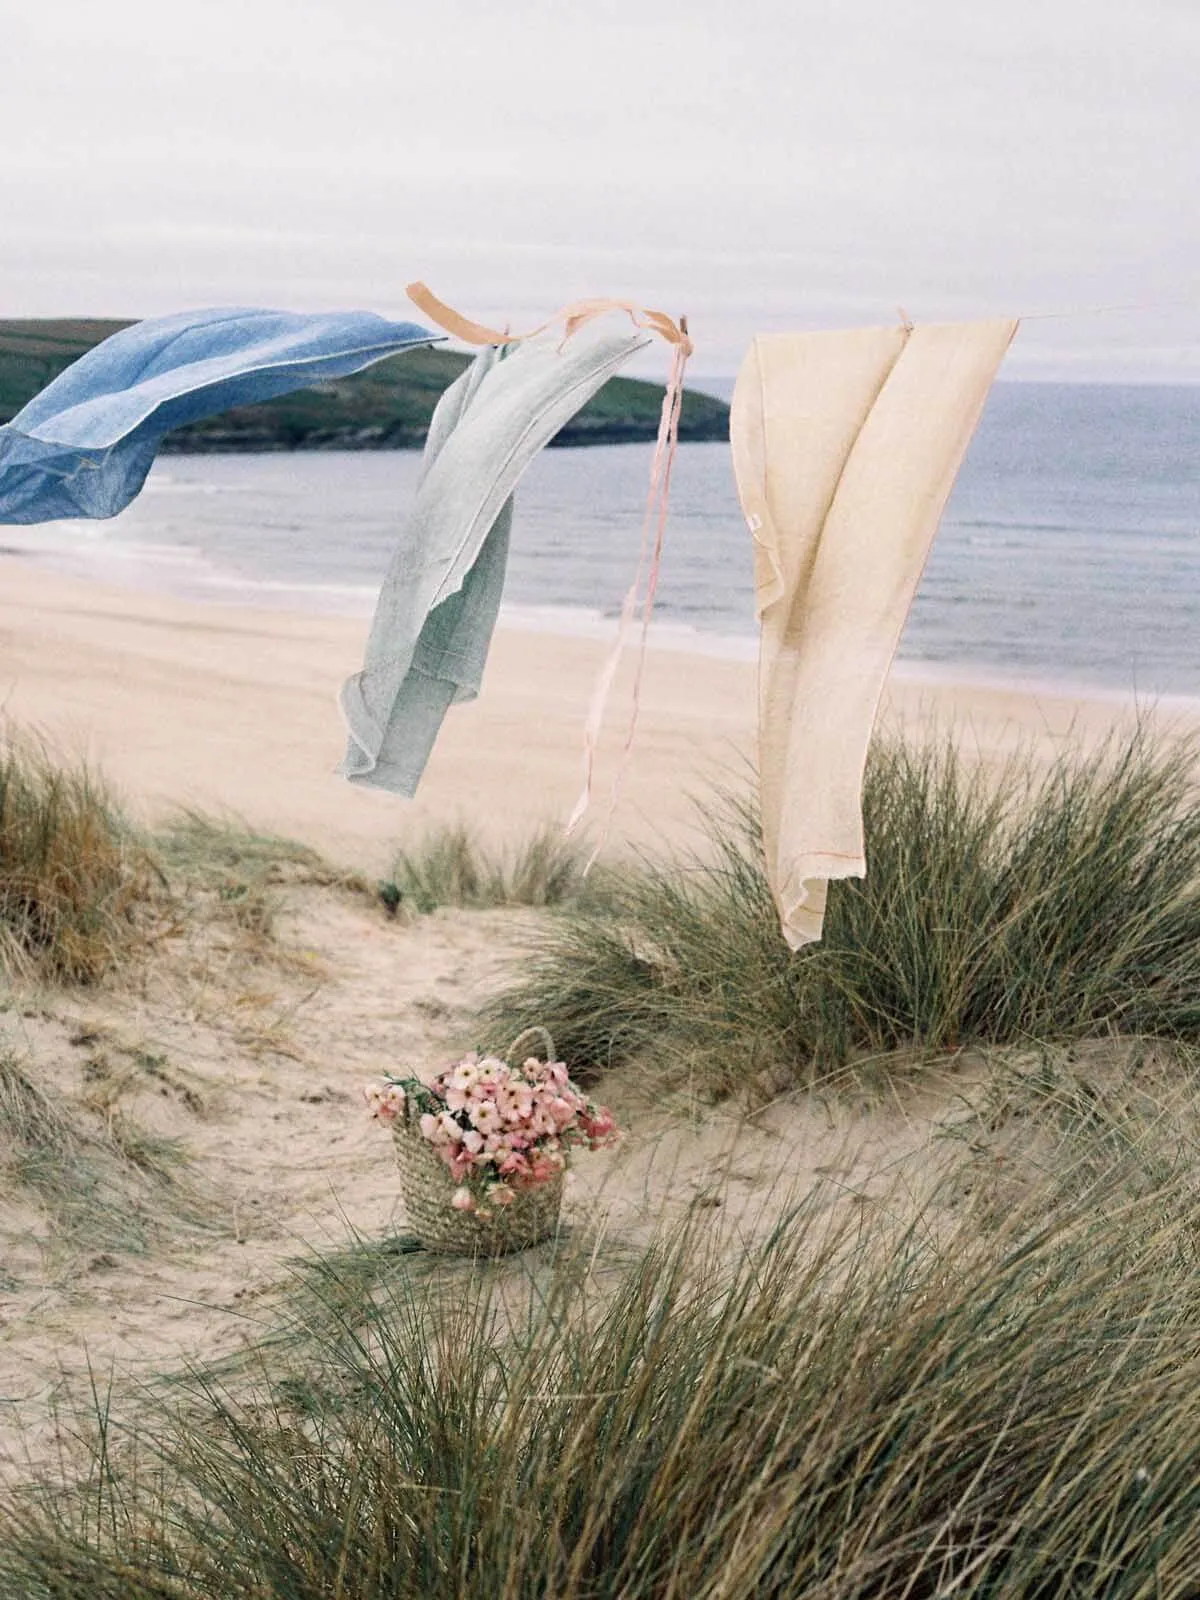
[1,556,1197,1482]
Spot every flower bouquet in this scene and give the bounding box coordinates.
[366,1033,617,1255]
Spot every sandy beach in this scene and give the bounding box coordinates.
[2,555,1194,874]
[6,0,1199,1579]
[2,553,1198,1491]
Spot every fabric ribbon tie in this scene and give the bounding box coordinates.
[406,281,693,357]
[407,285,693,859]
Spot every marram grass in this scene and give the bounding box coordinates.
[0,1045,207,1266]
[386,821,594,914]
[485,726,1200,1091]
[0,730,156,983]
[7,1105,1200,1597]
[151,810,345,893]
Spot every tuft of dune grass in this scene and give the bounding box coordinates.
[0,730,156,984]
[0,1045,204,1266]
[483,726,1200,1092]
[152,811,348,893]
[385,821,593,914]
[152,810,365,956]
[9,1101,1200,1597]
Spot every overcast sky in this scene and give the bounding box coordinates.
[4,0,1198,379]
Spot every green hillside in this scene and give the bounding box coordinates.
[0,318,729,450]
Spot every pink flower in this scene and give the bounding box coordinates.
[548,1096,575,1129]
[506,1091,534,1124]
[391,1049,614,1210]
[365,1083,407,1121]
[580,1106,618,1146]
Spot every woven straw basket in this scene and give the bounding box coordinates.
[392,1029,566,1256]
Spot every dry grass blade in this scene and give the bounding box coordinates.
[151,811,359,965]
[386,822,593,914]
[152,812,347,892]
[9,1123,1200,1596]
[0,729,157,983]
[0,1046,207,1266]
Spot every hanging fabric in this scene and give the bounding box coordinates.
[338,320,651,795]
[0,308,437,523]
[730,317,1019,949]
[404,283,694,832]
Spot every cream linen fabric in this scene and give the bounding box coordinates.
[730,319,1018,948]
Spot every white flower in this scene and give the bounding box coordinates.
[469,1099,502,1134]
[449,1054,481,1090]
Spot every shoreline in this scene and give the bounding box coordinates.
[1,556,1196,874]
[3,542,1196,719]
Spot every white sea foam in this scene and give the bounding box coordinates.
[2,386,1196,698]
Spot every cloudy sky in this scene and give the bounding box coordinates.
[5,0,1197,379]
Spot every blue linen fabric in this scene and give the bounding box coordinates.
[338,323,650,796]
[0,308,437,523]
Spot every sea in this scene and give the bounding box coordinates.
[3,381,1198,700]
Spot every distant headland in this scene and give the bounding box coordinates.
[0,319,730,451]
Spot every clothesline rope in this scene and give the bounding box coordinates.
[406,281,693,355]
[1020,297,1200,322]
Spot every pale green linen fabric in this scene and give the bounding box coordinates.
[339,324,649,795]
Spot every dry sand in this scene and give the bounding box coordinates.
[2,555,1194,870]
[1,557,1197,1479]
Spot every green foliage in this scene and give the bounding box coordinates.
[9,1117,1200,1596]
[387,822,593,914]
[485,728,1200,1090]
[0,318,128,419]
[0,732,156,983]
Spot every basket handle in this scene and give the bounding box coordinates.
[505,1026,557,1068]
